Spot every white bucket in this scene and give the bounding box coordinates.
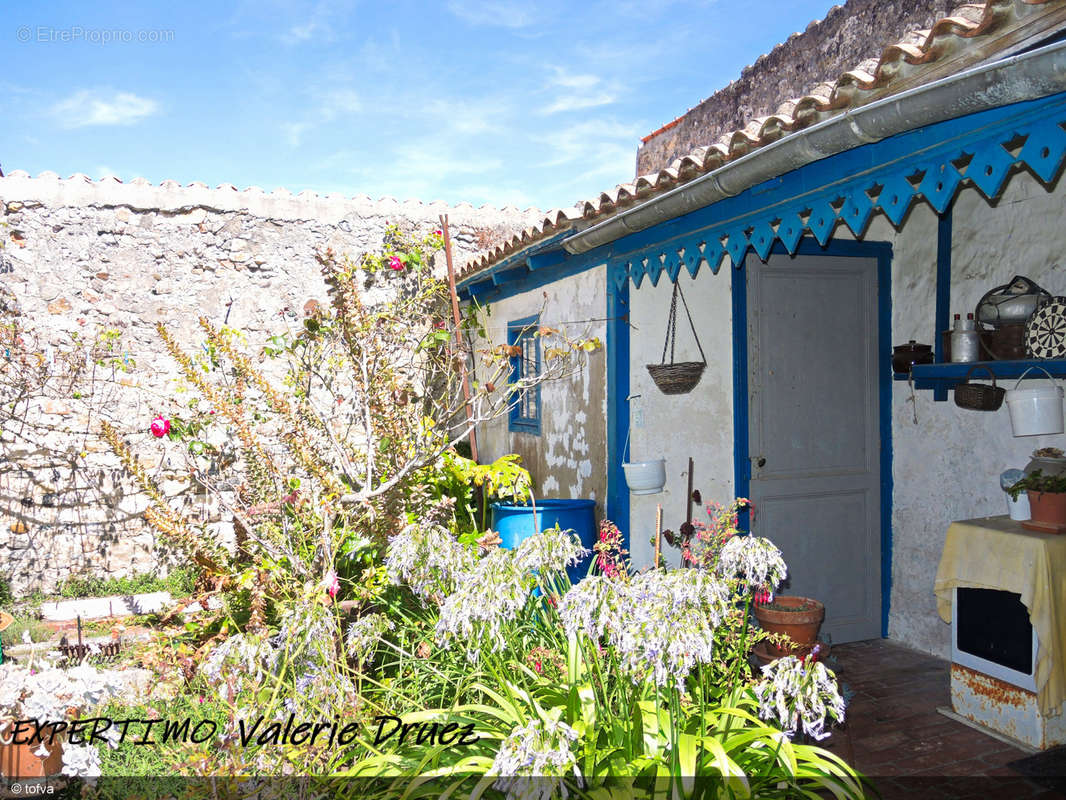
[1005,367,1064,437]
[622,459,666,495]
[1006,491,1031,521]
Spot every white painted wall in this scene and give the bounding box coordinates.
[627,268,735,569]
[879,171,1066,657]
[474,267,608,511]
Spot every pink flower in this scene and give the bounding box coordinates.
[434,229,443,237]
[323,570,340,599]
[150,415,170,438]
[388,256,403,271]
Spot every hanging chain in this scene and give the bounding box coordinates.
[659,281,707,366]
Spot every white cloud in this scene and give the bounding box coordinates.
[536,119,641,167]
[542,92,616,114]
[317,88,361,120]
[282,121,310,147]
[95,165,120,179]
[540,68,618,114]
[446,0,536,28]
[52,90,158,128]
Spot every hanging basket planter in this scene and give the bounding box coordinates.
[647,281,706,395]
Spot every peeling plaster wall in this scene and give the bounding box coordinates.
[474,267,608,512]
[627,269,734,569]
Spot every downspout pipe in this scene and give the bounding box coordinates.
[563,39,1066,255]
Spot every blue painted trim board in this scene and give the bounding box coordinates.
[507,315,542,435]
[934,209,954,401]
[605,263,631,550]
[732,238,894,638]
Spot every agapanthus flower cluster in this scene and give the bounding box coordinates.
[513,528,589,576]
[346,612,395,664]
[716,535,787,599]
[753,655,846,740]
[559,570,731,689]
[200,633,279,702]
[385,522,476,599]
[492,717,580,800]
[436,547,532,661]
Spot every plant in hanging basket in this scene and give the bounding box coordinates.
[647,281,706,395]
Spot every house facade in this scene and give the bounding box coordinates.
[460,0,1066,659]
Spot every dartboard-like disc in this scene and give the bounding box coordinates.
[1026,297,1066,358]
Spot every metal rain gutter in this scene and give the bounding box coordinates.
[562,39,1066,255]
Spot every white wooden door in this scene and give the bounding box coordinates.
[747,252,882,643]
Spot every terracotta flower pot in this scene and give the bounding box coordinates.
[1028,490,1066,527]
[753,596,825,658]
[0,737,63,779]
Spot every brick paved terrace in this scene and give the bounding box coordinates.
[820,639,1066,799]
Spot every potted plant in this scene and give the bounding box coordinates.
[1008,468,1066,529]
[753,595,826,659]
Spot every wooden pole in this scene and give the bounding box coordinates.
[440,214,478,463]
[654,503,663,570]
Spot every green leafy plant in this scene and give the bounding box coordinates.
[1008,469,1066,500]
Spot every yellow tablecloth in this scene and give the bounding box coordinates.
[934,516,1066,716]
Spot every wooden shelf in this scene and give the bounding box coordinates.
[894,359,1066,392]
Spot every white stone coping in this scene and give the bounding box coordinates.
[0,172,541,226]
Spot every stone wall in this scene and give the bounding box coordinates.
[635,0,956,175]
[0,172,540,596]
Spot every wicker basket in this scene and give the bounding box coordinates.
[647,362,706,395]
[954,365,1005,411]
[647,281,707,395]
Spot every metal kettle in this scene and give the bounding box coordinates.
[975,275,1051,326]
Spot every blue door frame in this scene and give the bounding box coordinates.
[731,238,894,637]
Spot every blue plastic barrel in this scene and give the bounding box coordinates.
[491,498,597,584]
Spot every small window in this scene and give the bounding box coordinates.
[508,315,541,434]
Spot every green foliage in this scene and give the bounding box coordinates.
[1008,468,1066,499]
[0,573,13,608]
[418,450,533,536]
[0,615,52,647]
[56,567,198,599]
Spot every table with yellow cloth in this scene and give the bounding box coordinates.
[934,515,1066,716]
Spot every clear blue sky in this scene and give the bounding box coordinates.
[4,1,833,210]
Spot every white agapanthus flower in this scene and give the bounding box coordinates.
[200,633,279,701]
[513,528,589,576]
[492,717,580,800]
[559,569,731,689]
[346,613,394,663]
[557,576,618,642]
[436,548,531,660]
[753,655,846,740]
[385,523,477,598]
[716,535,787,597]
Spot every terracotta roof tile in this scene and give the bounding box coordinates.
[460,0,1065,280]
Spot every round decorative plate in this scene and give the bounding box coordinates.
[1026,296,1066,358]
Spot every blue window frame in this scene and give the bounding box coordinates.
[507,315,541,434]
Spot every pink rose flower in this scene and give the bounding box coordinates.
[388,256,403,271]
[150,415,170,438]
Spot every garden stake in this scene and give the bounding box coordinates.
[440,214,478,463]
[655,503,662,569]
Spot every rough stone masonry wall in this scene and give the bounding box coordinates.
[635,0,956,175]
[0,172,540,597]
